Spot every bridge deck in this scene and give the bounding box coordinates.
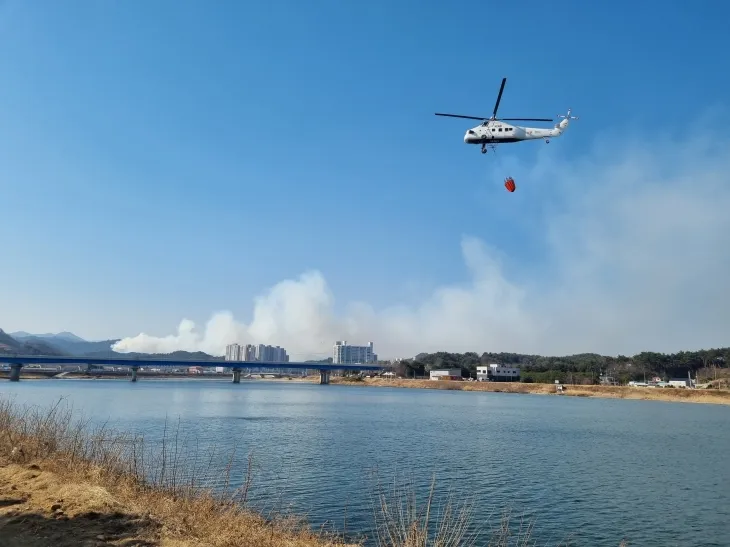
[0,355,384,371]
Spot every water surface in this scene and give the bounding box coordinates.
[2,379,728,546]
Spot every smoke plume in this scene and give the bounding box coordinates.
[113,119,730,360]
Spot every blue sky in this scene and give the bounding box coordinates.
[2,1,730,357]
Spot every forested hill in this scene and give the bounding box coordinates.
[0,329,68,356]
[398,349,729,383]
[0,329,223,361]
[81,350,224,361]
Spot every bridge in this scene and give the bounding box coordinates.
[0,355,385,384]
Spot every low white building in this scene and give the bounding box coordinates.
[429,369,462,381]
[669,378,693,388]
[476,363,520,382]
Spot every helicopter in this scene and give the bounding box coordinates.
[435,77,578,154]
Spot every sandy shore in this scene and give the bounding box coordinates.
[331,377,730,406]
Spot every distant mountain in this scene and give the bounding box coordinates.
[0,329,67,356]
[11,331,86,343]
[83,350,224,361]
[42,337,120,356]
[9,331,120,356]
[306,357,333,363]
[2,328,223,361]
[0,329,22,351]
[22,339,69,356]
[54,331,87,343]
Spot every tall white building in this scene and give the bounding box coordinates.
[333,341,377,364]
[225,343,289,362]
[225,343,243,361]
[255,344,268,361]
[273,346,288,362]
[243,344,257,361]
[250,344,289,362]
[226,344,289,363]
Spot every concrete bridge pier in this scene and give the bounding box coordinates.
[9,364,22,382]
[130,366,139,382]
[232,369,241,384]
[318,370,330,385]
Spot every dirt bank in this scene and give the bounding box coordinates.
[0,459,356,547]
[332,377,730,405]
[0,395,357,547]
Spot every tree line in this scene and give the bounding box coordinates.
[387,348,729,384]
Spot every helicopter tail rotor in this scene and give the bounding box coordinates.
[555,108,579,130]
[558,108,579,121]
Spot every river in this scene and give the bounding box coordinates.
[1,378,728,546]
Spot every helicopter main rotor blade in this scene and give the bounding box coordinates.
[435,113,488,121]
[498,117,554,122]
[492,77,507,119]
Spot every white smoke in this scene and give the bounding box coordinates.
[113,118,730,360]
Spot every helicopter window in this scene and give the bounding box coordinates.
[498,128,503,132]
[491,128,496,132]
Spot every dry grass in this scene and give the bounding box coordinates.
[371,472,479,547]
[332,377,730,405]
[0,396,356,547]
[368,470,598,547]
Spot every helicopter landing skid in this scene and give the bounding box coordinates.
[481,143,497,154]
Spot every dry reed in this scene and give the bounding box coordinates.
[367,468,594,547]
[370,471,479,547]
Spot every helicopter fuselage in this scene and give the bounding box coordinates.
[435,77,577,154]
[463,118,569,145]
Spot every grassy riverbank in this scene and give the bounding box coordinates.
[0,398,357,547]
[331,376,730,405]
[0,396,642,546]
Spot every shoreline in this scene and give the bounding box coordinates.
[330,377,730,406]
[4,372,729,406]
